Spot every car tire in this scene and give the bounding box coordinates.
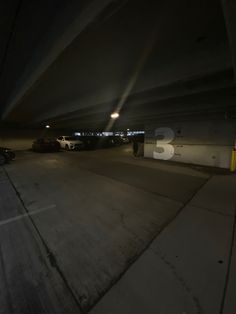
[65,144,69,151]
[0,153,6,165]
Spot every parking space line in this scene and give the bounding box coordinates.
[0,204,56,227]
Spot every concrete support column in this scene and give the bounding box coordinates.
[144,120,236,169]
[221,0,236,80]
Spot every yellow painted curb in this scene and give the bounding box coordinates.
[230,148,236,172]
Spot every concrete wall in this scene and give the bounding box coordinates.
[0,128,66,150]
[144,120,236,169]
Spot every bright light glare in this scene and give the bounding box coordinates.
[45,125,50,128]
[110,112,119,119]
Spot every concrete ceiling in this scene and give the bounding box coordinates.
[0,0,235,130]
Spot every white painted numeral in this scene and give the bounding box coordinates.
[153,127,175,160]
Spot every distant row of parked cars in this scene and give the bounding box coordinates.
[0,136,129,166]
[32,135,128,152]
[0,134,131,164]
[32,136,84,152]
[0,134,130,164]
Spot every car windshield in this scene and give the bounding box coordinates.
[65,137,78,141]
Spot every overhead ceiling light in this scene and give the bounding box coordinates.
[110,112,119,119]
[127,128,130,131]
[45,125,50,128]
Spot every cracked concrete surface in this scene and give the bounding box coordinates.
[0,169,81,314]
[90,161,236,314]
[0,146,234,313]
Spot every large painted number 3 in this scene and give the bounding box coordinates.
[153,127,175,160]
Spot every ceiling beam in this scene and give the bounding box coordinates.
[30,68,234,125]
[221,0,236,81]
[1,0,120,119]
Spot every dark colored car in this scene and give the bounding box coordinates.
[0,147,15,165]
[32,138,60,152]
[79,136,123,150]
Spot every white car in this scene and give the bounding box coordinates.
[57,136,84,151]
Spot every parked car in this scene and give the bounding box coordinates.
[57,136,84,150]
[32,138,60,152]
[0,147,15,165]
[121,136,130,144]
[75,136,124,150]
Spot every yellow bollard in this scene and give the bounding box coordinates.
[230,148,236,172]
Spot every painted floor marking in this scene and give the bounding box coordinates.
[0,204,56,227]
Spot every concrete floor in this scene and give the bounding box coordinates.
[0,145,235,313]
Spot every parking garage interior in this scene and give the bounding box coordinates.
[1,1,236,313]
